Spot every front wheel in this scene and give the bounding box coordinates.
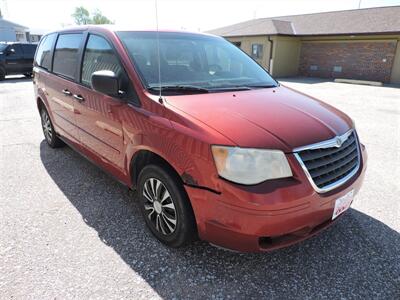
[138,165,197,247]
[40,106,64,148]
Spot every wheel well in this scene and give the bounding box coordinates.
[130,150,184,188]
[37,97,45,112]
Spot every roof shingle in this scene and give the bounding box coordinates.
[207,6,400,37]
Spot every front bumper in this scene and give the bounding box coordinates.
[185,144,367,252]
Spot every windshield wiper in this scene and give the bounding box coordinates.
[209,86,253,92]
[148,85,209,94]
[245,84,277,89]
[209,84,277,92]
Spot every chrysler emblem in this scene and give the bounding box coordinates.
[335,137,342,147]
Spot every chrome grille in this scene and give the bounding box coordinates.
[294,130,360,193]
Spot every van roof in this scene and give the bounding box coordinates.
[46,25,215,37]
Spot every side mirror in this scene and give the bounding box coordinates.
[91,70,120,97]
[6,48,15,55]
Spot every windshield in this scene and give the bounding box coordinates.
[0,44,8,52]
[117,31,278,94]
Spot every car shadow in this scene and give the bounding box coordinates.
[39,141,400,298]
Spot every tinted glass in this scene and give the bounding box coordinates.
[22,44,37,57]
[0,44,8,52]
[117,31,277,92]
[34,33,56,70]
[53,33,83,79]
[8,44,22,55]
[81,34,122,86]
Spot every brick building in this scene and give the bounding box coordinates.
[207,6,400,84]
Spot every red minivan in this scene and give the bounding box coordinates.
[33,26,367,252]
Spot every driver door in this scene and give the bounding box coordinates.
[73,34,126,170]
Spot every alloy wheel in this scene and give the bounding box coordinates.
[143,178,177,235]
[41,110,52,142]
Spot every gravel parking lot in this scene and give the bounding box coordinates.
[1,76,399,299]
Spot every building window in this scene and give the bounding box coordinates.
[251,44,263,59]
[15,32,25,42]
[333,66,342,72]
[231,41,241,48]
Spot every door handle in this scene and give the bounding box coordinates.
[62,89,72,96]
[73,94,85,102]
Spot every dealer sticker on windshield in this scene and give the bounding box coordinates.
[332,190,354,220]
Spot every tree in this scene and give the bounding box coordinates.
[91,9,114,25]
[71,7,113,25]
[72,6,91,25]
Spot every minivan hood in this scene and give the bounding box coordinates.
[165,85,352,152]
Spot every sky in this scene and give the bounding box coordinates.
[1,0,400,33]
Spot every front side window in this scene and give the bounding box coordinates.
[53,33,83,79]
[81,34,138,104]
[81,34,122,86]
[34,33,56,70]
[7,44,22,55]
[117,31,277,94]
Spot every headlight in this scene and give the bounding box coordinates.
[211,146,292,185]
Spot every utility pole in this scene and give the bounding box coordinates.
[0,0,9,18]
[358,0,362,9]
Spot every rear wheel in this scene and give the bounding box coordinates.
[24,73,33,78]
[138,164,197,247]
[0,68,5,81]
[40,106,64,148]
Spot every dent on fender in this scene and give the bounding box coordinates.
[181,172,221,194]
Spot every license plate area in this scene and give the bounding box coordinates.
[332,190,354,220]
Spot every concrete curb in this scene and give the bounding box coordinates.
[334,78,383,86]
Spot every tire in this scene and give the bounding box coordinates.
[39,105,64,148]
[0,68,5,81]
[138,164,197,247]
[24,73,33,78]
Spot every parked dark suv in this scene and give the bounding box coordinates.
[0,42,37,80]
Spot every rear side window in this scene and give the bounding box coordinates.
[81,34,122,86]
[34,33,56,70]
[53,33,83,79]
[22,44,37,57]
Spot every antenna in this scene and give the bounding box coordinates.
[155,0,163,103]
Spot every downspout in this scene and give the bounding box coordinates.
[268,36,274,75]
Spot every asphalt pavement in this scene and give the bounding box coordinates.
[1,76,399,299]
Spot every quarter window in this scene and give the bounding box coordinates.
[34,33,56,70]
[53,33,83,79]
[81,34,122,86]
